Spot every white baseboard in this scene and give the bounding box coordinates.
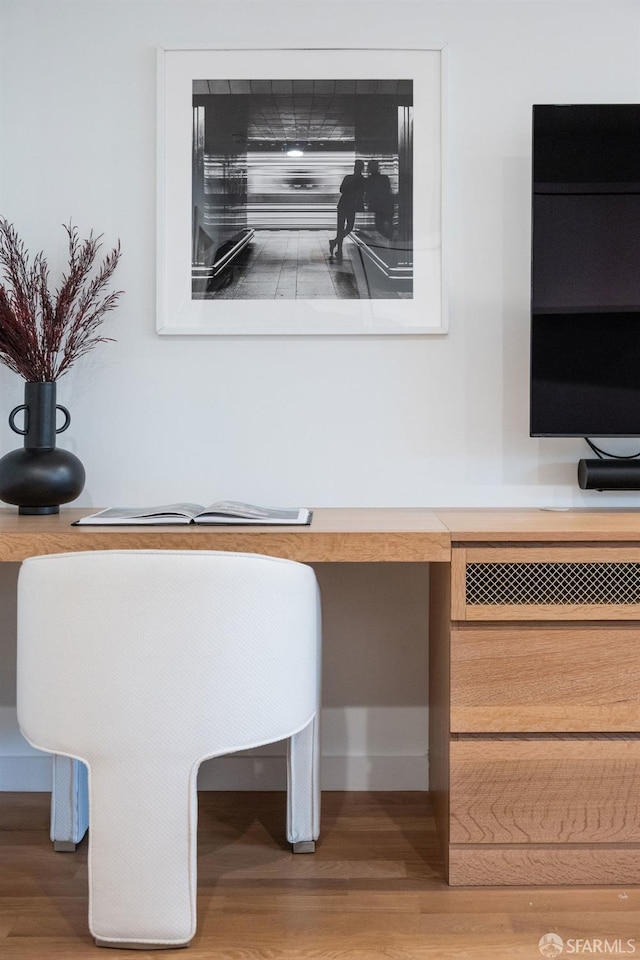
[0,755,53,791]
[0,753,428,792]
[0,706,54,790]
[0,706,429,791]
[197,753,428,791]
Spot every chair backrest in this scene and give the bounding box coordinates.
[17,549,321,947]
[17,550,321,765]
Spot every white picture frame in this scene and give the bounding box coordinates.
[157,45,446,336]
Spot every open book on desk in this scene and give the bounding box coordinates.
[73,501,312,526]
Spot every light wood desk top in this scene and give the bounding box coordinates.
[434,507,640,542]
[5,507,640,563]
[5,508,640,564]
[0,507,450,563]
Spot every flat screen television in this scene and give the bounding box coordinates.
[530,104,640,437]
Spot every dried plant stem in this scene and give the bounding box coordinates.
[0,221,122,381]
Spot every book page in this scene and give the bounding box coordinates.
[200,501,305,521]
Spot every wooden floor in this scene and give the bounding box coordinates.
[0,791,638,959]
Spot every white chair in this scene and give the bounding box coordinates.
[17,550,321,949]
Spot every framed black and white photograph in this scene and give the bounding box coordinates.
[157,45,445,335]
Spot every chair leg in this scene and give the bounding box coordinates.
[292,840,316,854]
[286,713,320,850]
[51,755,89,850]
[54,840,78,852]
[87,763,197,948]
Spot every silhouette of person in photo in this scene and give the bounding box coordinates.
[365,159,394,239]
[329,159,365,260]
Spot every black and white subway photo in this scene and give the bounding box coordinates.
[191,79,414,301]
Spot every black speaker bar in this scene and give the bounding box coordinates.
[578,458,640,490]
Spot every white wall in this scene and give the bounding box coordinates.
[0,0,639,789]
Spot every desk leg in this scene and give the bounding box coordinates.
[51,755,89,850]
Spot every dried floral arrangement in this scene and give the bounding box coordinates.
[0,220,122,382]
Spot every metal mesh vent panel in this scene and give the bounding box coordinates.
[466,562,640,605]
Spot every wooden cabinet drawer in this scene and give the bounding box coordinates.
[450,737,640,845]
[450,623,640,732]
[453,546,640,620]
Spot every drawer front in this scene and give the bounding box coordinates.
[452,546,640,620]
[451,623,640,732]
[449,738,640,845]
[448,846,640,886]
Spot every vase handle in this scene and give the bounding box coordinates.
[9,402,70,435]
[56,405,71,434]
[8,404,28,435]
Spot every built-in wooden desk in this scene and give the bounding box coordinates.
[3,507,640,887]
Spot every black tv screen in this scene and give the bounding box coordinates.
[530,104,640,437]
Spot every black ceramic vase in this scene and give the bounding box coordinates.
[0,381,85,515]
